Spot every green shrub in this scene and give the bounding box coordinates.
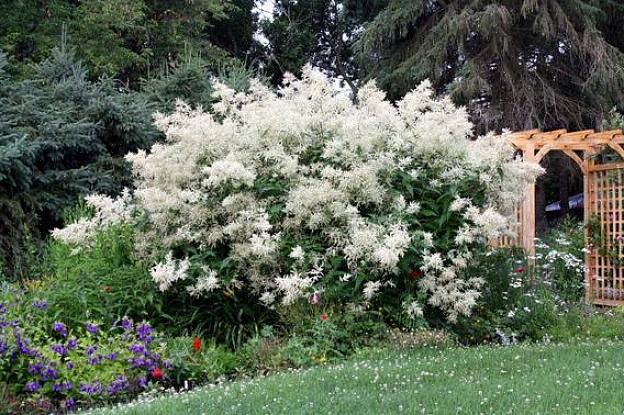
[450,247,564,344]
[29,224,159,330]
[54,70,542,340]
[536,217,585,303]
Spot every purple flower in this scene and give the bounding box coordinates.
[128,343,145,355]
[66,361,74,370]
[42,366,57,381]
[28,362,44,375]
[106,352,117,361]
[107,375,129,395]
[15,335,36,356]
[53,322,67,337]
[67,338,78,349]
[120,316,133,332]
[79,381,102,395]
[62,380,72,391]
[135,322,152,343]
[87,354,103,366]
[129,356,147,368]
[85,345,97,356]
[50,343,67,356]
[32,300,48,310]
[52,383,62,393]
[85,322,98,335]
[0,303,6,314]
[136,376,147,389]
[63,397,76,411]
[25,381,40,393]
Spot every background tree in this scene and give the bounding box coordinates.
[261,0,386,93]
[141,53,264,112]
[0,47,157,279]
[356,0,624,133]
[0,0,257,85]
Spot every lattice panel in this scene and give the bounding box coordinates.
[490,204,523,248]
[587,167,624,305]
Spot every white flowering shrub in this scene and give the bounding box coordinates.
[53,67,542,323]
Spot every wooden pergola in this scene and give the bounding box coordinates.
[507,129,624,305]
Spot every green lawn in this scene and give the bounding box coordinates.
[84,340,624,414]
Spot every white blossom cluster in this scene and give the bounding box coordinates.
[54,67,543,321]
[51,189,132,245]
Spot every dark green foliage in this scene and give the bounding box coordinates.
[0,48,157,279]
[262,0,387,92]
[156,284,277,350]
[141,54,262,112]
[356,0,624,132]
[0,0,256,84]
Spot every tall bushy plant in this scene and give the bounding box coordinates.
[54,68,542,324]
[0,48,157,279]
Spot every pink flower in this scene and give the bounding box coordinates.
[308,292,321,305]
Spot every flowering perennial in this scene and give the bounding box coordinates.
[0,296,168,412]
[52,67,542,322]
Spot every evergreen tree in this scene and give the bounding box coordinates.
[0,0,256,85]
[0,47,157,278]
[262,0,386,93]
[141,53,264,112]
[356,0,624,132]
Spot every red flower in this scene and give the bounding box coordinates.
[102,286,111,293]
[320,312,327,322]
[150,367,163,380]
[513,267,524,274]
[409,269,422,280]
[192,337,201,353]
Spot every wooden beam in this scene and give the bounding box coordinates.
[608,142,624,161]
[509,129,540,148]
[563,150,587,174]
[587,129,623,140]
[508,129,540,139]
[534,145,552,163]
[583,146,597,304]
[521,142,536,258]
[529,129,567,145]
[556,130,594,144]
[588,162,624,172]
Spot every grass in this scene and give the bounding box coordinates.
[84,339,624,414]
